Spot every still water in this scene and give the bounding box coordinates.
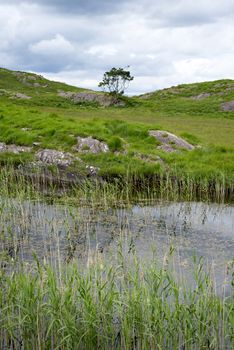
[1,200,233,291]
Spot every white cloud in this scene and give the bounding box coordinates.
[42,70,100,90]
[86,45,118,57]
[29,34,75,56]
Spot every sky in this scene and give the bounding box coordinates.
[0,0,234,94]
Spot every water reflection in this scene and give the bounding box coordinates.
[0,200,233,290]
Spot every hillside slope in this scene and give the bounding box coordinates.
[0,67,233,197]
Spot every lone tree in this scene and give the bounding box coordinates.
[98,67,134,96]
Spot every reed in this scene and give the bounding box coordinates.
[0,250,233,350]
[0,165,233,205]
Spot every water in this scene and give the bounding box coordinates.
[0,199,233,292]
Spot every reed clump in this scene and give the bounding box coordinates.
[0,251,233,350]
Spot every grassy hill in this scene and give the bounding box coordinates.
[0,67,233,198]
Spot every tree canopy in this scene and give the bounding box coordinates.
[98,67,134,95]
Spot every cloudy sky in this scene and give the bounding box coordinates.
[0,0,234,94]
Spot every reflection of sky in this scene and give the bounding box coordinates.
[131,202,234,239]
[1,200,233,290]
[109,202,234,265]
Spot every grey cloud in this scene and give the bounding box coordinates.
[0,0,234,94]
[6,0,131,15]
[138,0,234,27]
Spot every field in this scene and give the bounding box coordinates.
[0,68,233,201]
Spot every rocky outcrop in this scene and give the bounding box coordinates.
[73,136,109,154]
[13,72,37,81]
[36,149,81,167]
[149,130,195,153]
[58,91,125,107]
[0,89,32,99]
[191,93,211,100]
[13,72,47,88]
[12,93,32,100]
[221,101,234,111]
[0,142,32,154]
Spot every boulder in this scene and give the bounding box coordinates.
[58,91,125,107]
[0,143,7,152]
[191,93,211,100]
[221,101,234,111]
[74,136,109,154]
[7,145,32,154]
[0,142,31,154]
[149,130,195,153]
[13,93,31,100]
[36,149,80,167]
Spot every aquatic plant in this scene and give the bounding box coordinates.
[0,249,233,350]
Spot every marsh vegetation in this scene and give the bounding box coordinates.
[0,170,233,350]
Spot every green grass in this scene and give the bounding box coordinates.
[0,68,233,198]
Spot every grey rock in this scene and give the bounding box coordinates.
[25,75,37,81]
[13,93,32,100]
[0,143,7,152]
[191,93,211,100]
[36,149,80,167]
[7,145,32,154]
[221,101,234,111]
[158,144,177,153]
[86,165,100,176]
[214,83,226,88]
[13,72,46,87]
[74,136,109,154]
[149,130,195,153]
[21,127,32,131]
[58,91,125,107]
[0,142,32,154]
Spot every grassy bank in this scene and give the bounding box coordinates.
[0,252,233,350]
[0,165,233,204]
[0,68,233,198]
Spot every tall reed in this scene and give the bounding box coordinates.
[0,166,233,205]
[0,250,233,350]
